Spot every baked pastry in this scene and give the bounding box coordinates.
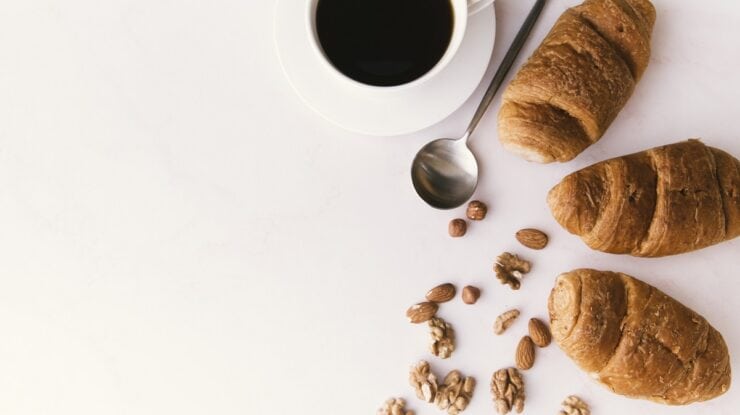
[498,0,655,163]
[549,269,731,404]
[548,140,740,257]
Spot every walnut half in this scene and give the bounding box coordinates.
[436,370,476,415]
[491,367,525,414]
[494,309,520,335]
[429,317,455,359]
[377,398,415,415]
[409,361,438,403]
[494,252,531,290]
[559,395,590,415]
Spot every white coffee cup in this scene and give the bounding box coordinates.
[306,0,494,92]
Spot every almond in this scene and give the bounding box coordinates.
[406,302,438,324]
[515,228,549,250]
[528,318,552,347]
[461,285,480,304]
[426,283,456,303]
[515,336,536,370]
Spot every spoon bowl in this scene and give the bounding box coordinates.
[411,138,479,209]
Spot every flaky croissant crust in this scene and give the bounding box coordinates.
[548,140,740,257]
[498,0,655,163]
[549,269,731,405]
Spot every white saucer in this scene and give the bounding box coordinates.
[274,1,496,136]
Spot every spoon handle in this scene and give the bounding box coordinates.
[463,0,547,140]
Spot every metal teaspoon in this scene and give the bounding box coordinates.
[411,0,546,209]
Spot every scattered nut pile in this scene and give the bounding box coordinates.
[399,282,484,413]
[405,281,483,361]
[378,203,588,414]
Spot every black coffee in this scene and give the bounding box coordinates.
[316,0,454,87]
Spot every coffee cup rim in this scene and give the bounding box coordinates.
[306,0,469,93]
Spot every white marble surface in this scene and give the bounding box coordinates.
[0,0,738,414]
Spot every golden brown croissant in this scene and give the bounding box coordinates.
[549,269,731,405]
[498,0,655,163]
[548,140,740,257]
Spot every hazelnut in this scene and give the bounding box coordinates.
[448,219,467,237]
[462,286,481,304]
[466,200,488,221]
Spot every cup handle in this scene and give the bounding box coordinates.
[467,0,494,16]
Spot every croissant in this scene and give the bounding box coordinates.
[549,269,731,404]
[498,0,655,163]
[548,140,740,257]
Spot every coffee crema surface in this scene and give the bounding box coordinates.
[316,0,454,87]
